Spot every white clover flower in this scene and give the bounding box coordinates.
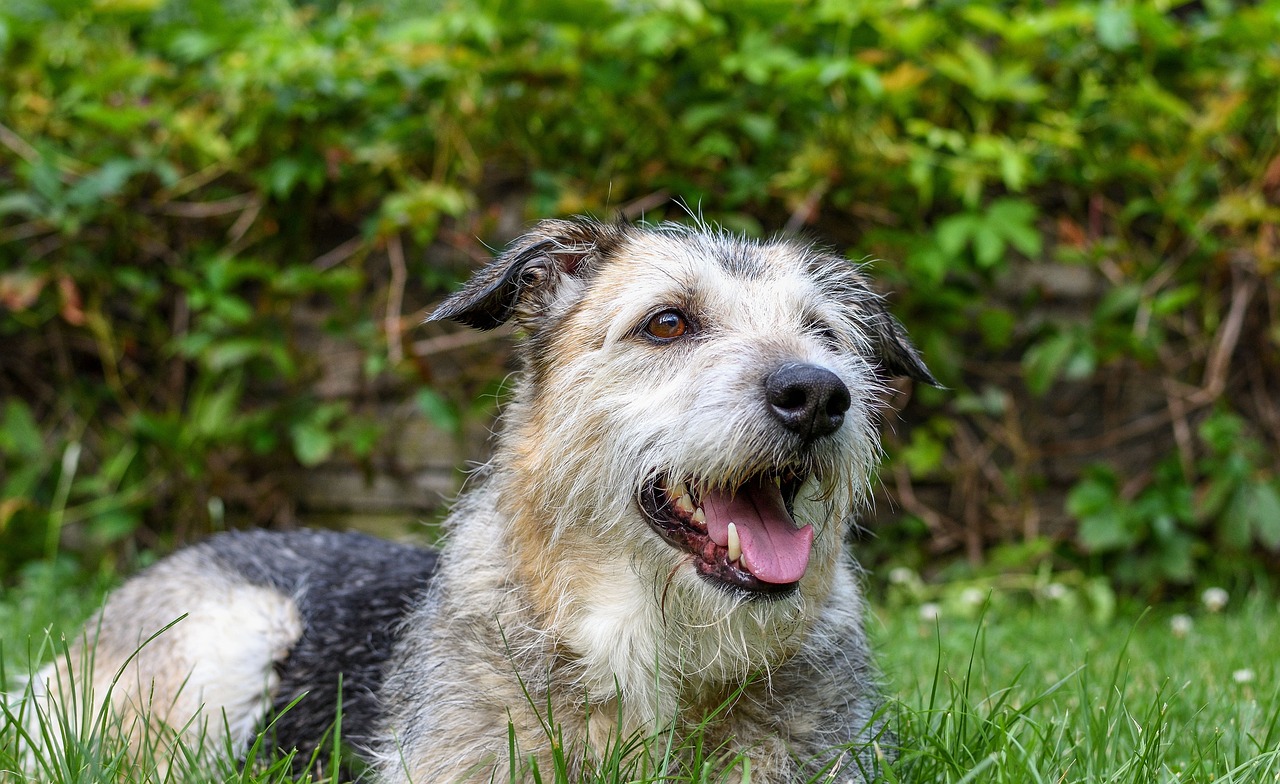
[919,602,941,622]
[1233,668,1255,684]
[959,587,986,608]
[1170,614,1193,638]
[1201,587,1229,613]
[888,566,917,585]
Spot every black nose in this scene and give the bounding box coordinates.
[764,363,851,441]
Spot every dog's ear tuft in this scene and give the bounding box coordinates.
[866,311,941,387]
[429,218,621,330]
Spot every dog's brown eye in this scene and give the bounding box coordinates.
[645,309,688,341]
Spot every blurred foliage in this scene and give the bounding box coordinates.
[1,0,1278,593]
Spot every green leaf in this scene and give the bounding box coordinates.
[1000,220,1042,257]
[290,421,334,467]
[906,245,948,285]
[1248,483,1280,550]
[0,192,43,218]
[989,198,1042,257]
[976,307,1016,349]
[66,159,140,205]
[1067,474,1116,519]
[1083,577,1117,624]
[167,30,220,62]
[194,383,242,439]
[1220,488,1253,549]
[901,429,945,476]
[935,214,977,259]
[1078,508,1135,551]
[972,225,1005,268]
[1095,284,1141,321]
[74,103,152,134]
[1096,3,1137,50]
[987,198,1036,225]
[1154,530,1195,583]
[88,509,140,544]
[267,158,305,198]
[1,400,43,458]
[202,340,267,371]
[415,389,460,435]
[1151,284,1200,316]
[1022,331,1075,396]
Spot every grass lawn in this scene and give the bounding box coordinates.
[2,562,1277,783]
[873,589,1279,782]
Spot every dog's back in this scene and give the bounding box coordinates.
[13,529,436,772]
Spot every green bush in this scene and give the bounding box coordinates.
[1,0,1277,592]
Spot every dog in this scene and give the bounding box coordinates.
[12,217,935,782]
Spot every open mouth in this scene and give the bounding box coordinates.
[639,470,814,598]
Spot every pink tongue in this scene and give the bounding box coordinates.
[701,477,813,584]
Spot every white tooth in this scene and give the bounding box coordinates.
[672,481,689,499]
[727,522,742,562]
[675,493,695,515]
[691,508,706,526]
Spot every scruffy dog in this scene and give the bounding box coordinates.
[14,218,934,782]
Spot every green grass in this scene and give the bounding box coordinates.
[872,594,1280,782]
[3,565,1277,783]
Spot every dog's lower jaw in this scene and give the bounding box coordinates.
[499,472,836,695]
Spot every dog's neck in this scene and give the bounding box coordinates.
[449,464,834,733]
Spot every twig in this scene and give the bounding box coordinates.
[1247,359,1280,450]
[169,290,190,404]
[1197,267,1256,401]
[0,123,86,178]
[313,236,364,271]
[952,422,990,563]
[1163,378,1195,480]
[226,194,264,244]
[620,190,671,221]
[0,122,39,164]
[386,233,407,365]
[784,181,827,235]
[410,324,514,357]
[1048,265,1259,459]
[0,221,53,244]
[889,461,951,539]
[1041,406,1176,457]
[158,163,227,201]
[158,193,254,218]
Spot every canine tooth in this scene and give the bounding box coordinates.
[675,493,695,515]
[672,481,689,499]
[727,522,741,562]
[691,508,706,526]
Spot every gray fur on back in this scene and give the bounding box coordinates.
[202,529,438,758]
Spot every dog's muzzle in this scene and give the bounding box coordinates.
[640,472,813,599]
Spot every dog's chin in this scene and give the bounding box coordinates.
[638,471,813,602]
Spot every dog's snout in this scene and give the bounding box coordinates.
[765,364,851,441]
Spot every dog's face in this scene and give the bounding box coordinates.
[433,219,933,673]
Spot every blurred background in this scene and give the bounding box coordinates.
[1,0,1277,605]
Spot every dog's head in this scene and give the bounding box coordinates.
[432,217,933,669]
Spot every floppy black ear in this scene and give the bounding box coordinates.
[813,251,941,387]
[429,218,624,330]
[867,310,941,387]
